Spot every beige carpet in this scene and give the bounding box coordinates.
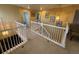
[10,29,79,54]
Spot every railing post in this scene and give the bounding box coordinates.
[61,24,69,48]
[41,23,43,34]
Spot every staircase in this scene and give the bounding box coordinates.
[0,34,23,54]
[0,20,27,54]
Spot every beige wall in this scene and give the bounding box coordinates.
[0,5,20,22]
[48,5,79,24]
[31,5,79,25]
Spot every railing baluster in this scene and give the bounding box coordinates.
[59,29,62,43]
[6,37,10,49]
[15,34,17,45]
[0,42,4,53]
[57,28,60,42]
[56,28,58,42]
[14,30,17,46]
[14,34,16,46]
[9,35,13,48]
[51,27,54,40]
[18,28,21,44]
[54,28,56,41]
[13,34,15,46]
[2,38,7,51]
[53,27,55,40]
[16,34,19,44]
[57,29,60,43]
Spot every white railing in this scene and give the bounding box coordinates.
[0,21,27,54]
[31,21,69,48]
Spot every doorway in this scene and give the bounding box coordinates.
[73,10,79,24]
[23,11,30,27]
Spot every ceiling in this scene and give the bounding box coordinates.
[16,4,72,11]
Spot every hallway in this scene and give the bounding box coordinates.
[10,29,79,54]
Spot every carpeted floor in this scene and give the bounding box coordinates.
[10,29,79,54]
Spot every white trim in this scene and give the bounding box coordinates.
[31,21,66,30]
[16,22,26,26]
[61,24,69,47]
[43,24,66,30]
